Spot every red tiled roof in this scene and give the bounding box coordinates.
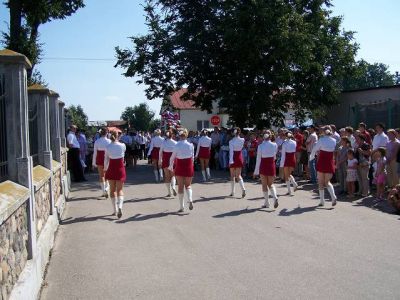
[169,88,197,110]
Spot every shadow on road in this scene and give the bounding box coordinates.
[60,214,115,225]
[278,206,318,216]
[116,211,189,223]
[352,196,397,215]
[213,207,273,218]
[194,196,227,203]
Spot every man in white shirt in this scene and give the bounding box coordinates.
[372,122,389,150]
[136,131,147,160]
[306,125,318,183]
[67,125,86,182]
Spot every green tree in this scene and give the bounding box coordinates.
[121,103,156,132]
[67,104,88,131]
[2,0,85,81]
[342,59,395,90]
[115,0,358,127]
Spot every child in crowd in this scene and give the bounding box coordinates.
[374,147,387,201]
[346,149,358,199]
[388,184,400,214]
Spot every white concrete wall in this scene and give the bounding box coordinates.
[180,109,229,131]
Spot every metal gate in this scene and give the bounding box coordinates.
[0,71,7,182]
[29,101,39,166]
[353,99,400,129]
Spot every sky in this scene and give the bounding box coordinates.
[0,0,399,121]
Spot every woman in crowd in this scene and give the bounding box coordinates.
[169,128,195,212]
[104,131,126,218]
[336,136,351,195]
[301,130,310,180]
[92,127,111,197]
[147,129,164,182]
[195,129,212,181]
[229,128,246,198]
[159,129,177,197]
[355,134,371,197]
[310,126,337,207]
[253,131,279,208]
[346,149,358,199]
[280,132,298,196]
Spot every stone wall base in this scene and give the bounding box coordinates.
[62,171,70,200]
[9,214,58,300]
[55,194,66,220]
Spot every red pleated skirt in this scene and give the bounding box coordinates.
[105,158,126,181]
[260,157,276,176]
[175,158,194,177]
[284,152,296,168]
[198,146,211,159]
[96,150,105,166]
[150,147,160,160]
[162,151,172,169]
[230,151,244,168]
[316,150,335,174]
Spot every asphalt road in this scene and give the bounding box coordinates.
[41,161,400,300]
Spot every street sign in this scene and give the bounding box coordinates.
[210,115,221,126]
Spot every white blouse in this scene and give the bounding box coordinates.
[159,138,177,161]
[280,139,297,167]
[229,136,245,164]
[195,136,212,157]
[104,142,126,170]
[169,140,194,169]
[254,141,278,175]
[309,136,337,160]
[147,136,164,156]
[92,136,111,166]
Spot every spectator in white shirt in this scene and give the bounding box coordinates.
[372,122,389,150]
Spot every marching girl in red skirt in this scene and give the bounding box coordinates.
[229,127,246,198]
[147,129,164,182]
[254,131,279,208]
[280,132,298,195]
[92,128,111,197]
[104,131,127,218]
[195,130,212,182]
[169,128,195,212]
[159,130,177,197]
[310,126,338,207]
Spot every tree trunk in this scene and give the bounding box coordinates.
[8,0,23,52]
[27,21,40,80]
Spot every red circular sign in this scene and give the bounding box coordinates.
[210,115,221,126]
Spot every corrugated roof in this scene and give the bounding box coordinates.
[169,88,197,110]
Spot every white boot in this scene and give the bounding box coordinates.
[165,182,172,197]
[262,190,270,208]
[171,177,177,196]
[159,169,163,181]
[206,167,211,179]
[201,170,207,182]
[178,193,184,212]
[270,185,279,208]
[230,181,235,196]
[117,196,124,218]
[111,197,117,215]
[154,170,159,182]
[319,189,325,206]
[289,175,298,191]
[186,187,194,210]
[238,178,246,198]
[100,182,105,197]
[286,181,292,195]
[327,182,337,206]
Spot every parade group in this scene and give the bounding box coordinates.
[66,122,400,219]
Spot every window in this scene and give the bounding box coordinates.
[197,120,210,131]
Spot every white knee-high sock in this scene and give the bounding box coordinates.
[100,182,105,192]
[112,197,117,213]
[201,170,207,181]
[230,181,235,195]
[206,167,211,178]
[118,196,124,209]
[154,170,159,181]
[238,178,245,191]
[286,181,291,194]
[165,182,171,195]
[178,193,184,210]
[289,175,298,188]
[263,190,270,207]
[270,185,278,200]
[327,182,337,200]
[105,181,109,191]
[186,187,193,203]
[171,176,176,190]
[159,169,163,179]
[319,189,325,205]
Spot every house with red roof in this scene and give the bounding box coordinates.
[161,88,229,131]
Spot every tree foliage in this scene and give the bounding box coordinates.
[2,0,84,80]
[115,0,358,127]
[67,104,88,131]
[121,103,156,132]
[342,59,395,91]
